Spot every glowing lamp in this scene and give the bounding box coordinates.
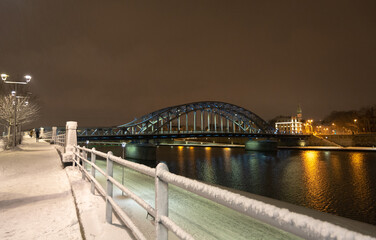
[1,73,9,81]
[24,75,32,82]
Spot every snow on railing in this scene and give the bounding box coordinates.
[55,133,66,147]
[71,145,375,240]
[42,131,53,140]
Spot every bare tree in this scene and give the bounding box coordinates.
[0,93,40,146]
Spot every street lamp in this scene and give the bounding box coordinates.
[354,119,358,133]
[1,73,32,147]
[1,73,9,81]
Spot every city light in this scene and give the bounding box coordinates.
[1,73,9,81]
[24,75,32,82]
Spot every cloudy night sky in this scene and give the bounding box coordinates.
[0,0,375,128]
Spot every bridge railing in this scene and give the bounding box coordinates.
[70,145,371,240]
[41,131,53,140]
[56,133,66,147]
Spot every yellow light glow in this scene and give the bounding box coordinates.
[301,150,329,210]
[178,146,184,150]
[350,152,371,209]
[205,147,211,150]
[1,73,9,81]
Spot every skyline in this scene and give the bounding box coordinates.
[1,1,375,127]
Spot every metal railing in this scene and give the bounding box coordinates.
[41,131,53,140]
[56,133,66,147]
[70,145,372,240]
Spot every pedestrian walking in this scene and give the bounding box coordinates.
[35,128,40,142]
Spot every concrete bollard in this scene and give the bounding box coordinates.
[40,127,45,139]
[52,127,57,144]
[62,121,78,163]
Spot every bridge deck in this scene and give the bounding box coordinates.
[77,132,309,141]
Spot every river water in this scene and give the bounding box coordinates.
[90,145,376,226]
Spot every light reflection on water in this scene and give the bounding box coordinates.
[302,151,330,211]
[92,145,376,225]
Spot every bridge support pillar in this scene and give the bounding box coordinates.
[126,142,156,161]
[63,121,78,162]
[245,139,277,151]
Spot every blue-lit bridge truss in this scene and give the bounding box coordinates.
[77,101,282,140]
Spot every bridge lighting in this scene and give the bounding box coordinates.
[86,140,89,145]
[122,142,126,148]
[11,90,16,96]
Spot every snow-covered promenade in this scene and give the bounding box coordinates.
[0,137,133,240]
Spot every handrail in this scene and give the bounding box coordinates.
[55,133,66,147]
[71,145,374,240]
[108,175,156,218]
[109,155,155,177]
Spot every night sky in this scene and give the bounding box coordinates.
[1,1,375,128]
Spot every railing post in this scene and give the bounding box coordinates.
[106,151,114,224]
[90,148,96,194]
[82,147,87,180]
[52,127,57,144]
[155,163,169,240]
[73,146,77,167]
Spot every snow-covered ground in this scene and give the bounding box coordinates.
[0,137,134,240]
[0,137,81,239]
[65,166,134,240]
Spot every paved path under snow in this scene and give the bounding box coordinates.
[0,137,135,240]
[0,138,82,239]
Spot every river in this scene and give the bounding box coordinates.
[89,144,376,226]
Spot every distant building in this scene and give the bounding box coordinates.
[274,106,303,134]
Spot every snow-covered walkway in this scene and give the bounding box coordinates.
[0,138,82,239]
[0,137,133,240]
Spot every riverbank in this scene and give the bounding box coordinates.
[278,146,376,151]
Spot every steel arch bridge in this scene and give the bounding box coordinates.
[77,101,275,140]
[118,101,273,134]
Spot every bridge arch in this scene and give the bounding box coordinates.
[118,101,274,134]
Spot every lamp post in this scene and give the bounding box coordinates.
[1,73,32,147]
